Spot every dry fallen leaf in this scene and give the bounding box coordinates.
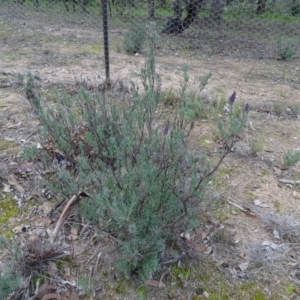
[10,161,34,173]
[64,267,71,277]
[293,191,300,199]
[36,280,55,299]
[194,243,207,252]
[69,289,80,300]
[204,246,213,255]
[8,174,25,193]
[47,261,58,276]
[69,227,78,241]
[2,183,12,193]
[238,261,249,271]
[36,282,50,299]
[41,294,61,300]
[194,229,203,241]
[294,288,300,295]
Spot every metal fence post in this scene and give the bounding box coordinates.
[102,0,110,84]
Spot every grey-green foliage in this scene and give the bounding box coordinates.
[77,276,94,296]
[0,236,22,299]
[0,269,21,300]
[23,63,246,279]
[217,104,248,140]
[283,150,300,167]
[276,36,296,60]
[123,22,146,54]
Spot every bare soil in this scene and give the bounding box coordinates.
[1,4,300,300]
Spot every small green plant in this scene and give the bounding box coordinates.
[211,94,227,116]
[162,87,179,106]
[249,137,264,155]
[136,286,147,299]
[290,103,300,114]
[283,149,300,167]
[123,22,146,54]
[78,276,95,296]
[217,91,249,140]
[273,102,284,116]
[285,283,295,295]
[276,36,296,60]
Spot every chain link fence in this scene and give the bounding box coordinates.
[116,0,300,60]
[0,0,299,86]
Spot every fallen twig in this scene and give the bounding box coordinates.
[227,199,259,219]
[279,179,300,185]
[52,191,92,239]
[47,198,67,217]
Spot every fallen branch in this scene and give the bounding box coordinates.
[279,179,300,185]
[52,191,91,239]
[227,199,259,219]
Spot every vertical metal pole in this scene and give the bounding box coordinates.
[102,0,110,84]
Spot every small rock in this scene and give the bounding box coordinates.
[253,199,269,208]
[223,219,236,226]
[238,261,249,271]
[273,230,280,240]
[203,291,209,298]
[293,191,300,199]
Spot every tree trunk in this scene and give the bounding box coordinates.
[210,0,225,20]
[172,0,183,18]
[256,0,267,14]
[147,0,155,19]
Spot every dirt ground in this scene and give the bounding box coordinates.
[1,4,300,300]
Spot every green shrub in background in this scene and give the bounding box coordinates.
[123,22,146,54]
[276,36,296,60]
[283,150,300,167]
[291,3,300,16]
[22,56,248,280]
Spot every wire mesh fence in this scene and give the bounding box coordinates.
[0,0,299,95]
[1,0,300,59]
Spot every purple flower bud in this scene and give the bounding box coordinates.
[163,124,169,136]
[244,103,249,114]
[55,152,65,163]
[229,91,236,105]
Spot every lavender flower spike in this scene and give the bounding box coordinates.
[163,124,170,136]
[244,103,250,114]
[229,91,236,105]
